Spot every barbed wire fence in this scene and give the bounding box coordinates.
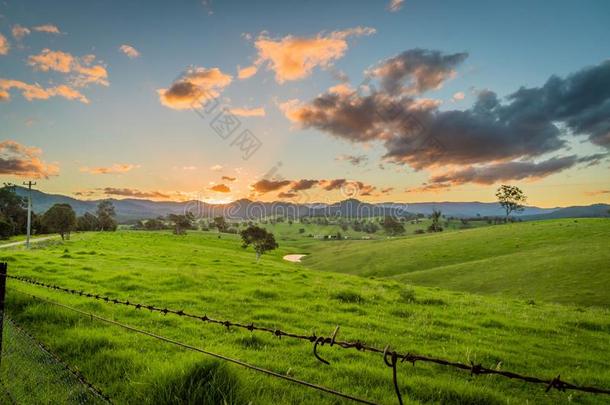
[2,264,610,404]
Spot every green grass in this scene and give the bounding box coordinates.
[0,229,608,404]
[302,219,610,307]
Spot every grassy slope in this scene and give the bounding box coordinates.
[0,230,609,404]
[302,219,610,307]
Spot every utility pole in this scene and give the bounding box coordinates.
[23,181,36,249]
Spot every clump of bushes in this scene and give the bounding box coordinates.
[331,289,365,304]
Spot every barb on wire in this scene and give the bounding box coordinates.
[14,289,379,405]
[5,273,610,400]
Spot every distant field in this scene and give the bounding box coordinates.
[301,219,610,307]
[1,230,609,404]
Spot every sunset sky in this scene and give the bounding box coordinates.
[1,0,609,207]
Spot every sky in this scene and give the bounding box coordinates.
[1,0,609,208]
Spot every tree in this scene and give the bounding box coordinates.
[42,204,76,240]
[381,216,405,236]
[213,216,228,233]
[96,200,117,231]
[496,185,527,220]
[240,225,278,261]
[76,212,100,231]
[428,209,443,232]
[168,213,194,235]
[0,184,28,236]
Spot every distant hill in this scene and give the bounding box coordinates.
[522,204,610,220]
[14,186,607,222]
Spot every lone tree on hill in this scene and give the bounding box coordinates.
[428,209,443,232]
[42,203,76,240]
[496,185,527,220]
[96,200,117,231]
[240,225,278,261]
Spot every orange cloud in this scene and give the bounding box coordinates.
[32,24,61,34]
[158,67,232,110]
[0,140,59,179]
[80,163,140,175]
[101,187,170,199]
[0,79,88,103]
[229,106,266,117]
[237,65,258,79]
[0,34,8,55]
[119,44,140,59]
[253,26,375,83]
[27,49,108,87]
[210,184,231,193]
[11,24,30,39]
[387,0,405,12]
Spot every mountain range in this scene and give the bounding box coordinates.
[15,186,609,222]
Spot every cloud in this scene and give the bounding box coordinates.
[0,34,8,55]
[585,190,610,196]
[11,24,30,39]
[221,175,236,182]
[32,24,61,34]
[370,48,468,95]
[119,44,140,59]
[210,184,231,193]
[290,179,318,191]
[0,140,59,178]
[335,154,368,166]
[237,65,258,79]
[387,0,405,12]
[158,66,232,110]
[229,106,266,117]
[284,52,610,187]
[210,164,223,171]
[102,187,170,199]
[452,91,465,101]
[27,49,109,87]
[429,156,580,186]
[0,79,88,103]
[253,27,375,83]
[80,163,140,175]
[380,187,394,194]
[278,191,298,199]
[251,179,292,193]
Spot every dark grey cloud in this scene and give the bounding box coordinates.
[335,154,368,166]
[290,179,318,191]
[251,179,291,193]
[429,156,579,186]
[284,53,610,186]
[102,187,170,199]
[371,48,468,95]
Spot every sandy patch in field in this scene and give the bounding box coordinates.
[283,254,307,263]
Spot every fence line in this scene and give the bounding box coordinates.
[5,316,113,404]
[12,289,379,405]
[4,272,610,403]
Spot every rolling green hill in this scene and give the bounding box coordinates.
[302,219,610,307]
[1,230,609,403]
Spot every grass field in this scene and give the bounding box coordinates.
[0,226,609,404]
[301,219,610,307]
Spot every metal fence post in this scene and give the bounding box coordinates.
[0,262,7,368]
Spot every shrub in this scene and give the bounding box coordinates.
[331,290,365,304]
[399,288,417,303]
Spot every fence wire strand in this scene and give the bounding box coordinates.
[5,273,610,403]
[13,289,379,405]
[0,315,111,405]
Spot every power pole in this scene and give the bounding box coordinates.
[23,181,36,249]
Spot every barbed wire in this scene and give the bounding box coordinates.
[4,317,113,404]
[5,273,610,403]
[12,289,379,405]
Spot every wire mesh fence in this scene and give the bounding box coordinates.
[0,316,110,405]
